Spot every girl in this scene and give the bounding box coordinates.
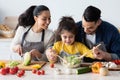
[46,16,94,63]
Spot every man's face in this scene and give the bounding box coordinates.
[82,17,100,34]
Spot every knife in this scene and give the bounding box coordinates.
[20,53,24,61]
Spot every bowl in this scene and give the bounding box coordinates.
[0,30,15,38]
[0,24,15,38]
[60,55,82,68]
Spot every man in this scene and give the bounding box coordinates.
[76,5,120,62]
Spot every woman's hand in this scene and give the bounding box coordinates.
[13,44,23,56]
[46,48,57,63]
[92,46,112,61]
[30,49,42,60]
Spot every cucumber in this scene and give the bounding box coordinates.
[76,67,91,74]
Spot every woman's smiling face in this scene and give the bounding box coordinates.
[34,10,51,30]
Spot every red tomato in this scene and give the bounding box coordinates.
[19,70,25,76]
[21,70,25,74]
[41,70,45,75]
[17,73,22,77]
[14,66,19,72]
[5,67,10,73]
[36,70,41,75]
[50,63,54,68]
[32,69,37,74]
[9,68,17,75]
[112,60,120,65]
[0,68,7,75]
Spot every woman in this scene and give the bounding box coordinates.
[10,5,54,61]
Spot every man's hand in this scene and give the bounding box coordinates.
[92,46,112,61]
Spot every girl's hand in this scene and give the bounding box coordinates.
[30,49,42,60]
[46,48,57,63]
[13,44,23,56]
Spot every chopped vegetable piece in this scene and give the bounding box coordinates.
[8,61,20,68]
[76,67,91,74]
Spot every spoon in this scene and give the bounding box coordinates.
[54,54,68,63]
[77,43,102,59]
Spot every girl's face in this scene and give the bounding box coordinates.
[34,10,51,30]
[61,30,75,45]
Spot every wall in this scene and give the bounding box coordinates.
[0,0,120,30]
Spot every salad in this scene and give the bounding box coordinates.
[61,55,81,68]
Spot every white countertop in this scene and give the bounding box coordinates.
[0,38,120,80]
[0,63,120,80]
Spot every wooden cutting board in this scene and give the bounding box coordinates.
[80,63,120,71]
[0,60,46,71]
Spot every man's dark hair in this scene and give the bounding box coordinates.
[83,5,101,22]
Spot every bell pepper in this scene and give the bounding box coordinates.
[0,62,5,68]
[32,64,42,70]
[91,62,102,73]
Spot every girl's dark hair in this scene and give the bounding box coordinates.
[83,5,101,22]
[55,16,78,41]
[16,5,49,30]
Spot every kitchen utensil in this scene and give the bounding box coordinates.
[77,43,102,59]
[20,53,24,61]
[55,54,68,63]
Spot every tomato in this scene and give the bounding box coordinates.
[50,63,54,68]
[9,68,17,75]
[18,70,25,76]
[32,69,37,74]
[0,68,7,75]
[41,70,45,75]
[17,70,25,77]
[5,67,10,73]
[112,60,120,65]
[17,73,22,77]
[14,66,19,73]
[36,70,41,75]
[21,70,25,74]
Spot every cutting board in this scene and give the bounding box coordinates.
[0,60,46,71]
[80,63,120,71]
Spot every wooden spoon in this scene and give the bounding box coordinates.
[53,54,68,63]
[77,43,102,59]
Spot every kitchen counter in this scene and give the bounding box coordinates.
[0,62,120,80]
[0,38,120,80]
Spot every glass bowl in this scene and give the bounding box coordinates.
[60,55,82,68]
